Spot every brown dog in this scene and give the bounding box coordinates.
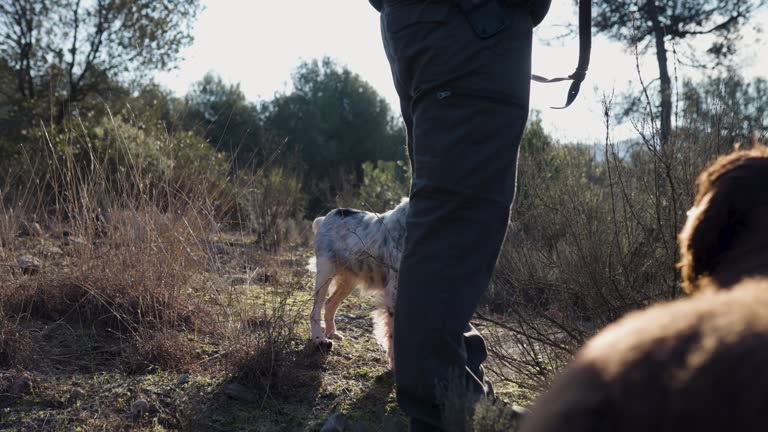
[521,146,768,432]
[678,146,768,293]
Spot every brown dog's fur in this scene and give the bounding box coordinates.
[678,145,768,293]
[522,146,768,432]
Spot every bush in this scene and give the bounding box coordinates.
[236,166,307,251]
[1,204,214,335]
[483,111,746,393]
[0,317,37,370]
[355,160,410,212]
[224,285,307,397]
[0,114,226,372]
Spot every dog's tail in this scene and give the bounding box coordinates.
[372,308,393,351]
[306,256,317,273]
[312,216,325,234]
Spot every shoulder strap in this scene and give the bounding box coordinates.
[532,0,591,109]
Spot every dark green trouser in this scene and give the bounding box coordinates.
[379,1,532,430]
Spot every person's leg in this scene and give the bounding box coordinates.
[380,10,415,182]
[380,1,533,429]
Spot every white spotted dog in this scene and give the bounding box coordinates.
[308,198,408,368]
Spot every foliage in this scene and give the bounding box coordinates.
[355,160,410,212]
[236,166,307,251]
[680,73,768,143]
[183,73,265,162]
[482,84,762,393]
[0,0,201,127]
[592,0,763,59]
[590,0,766,146]
[263,57,405,212]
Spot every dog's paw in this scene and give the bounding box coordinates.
[311,337,334,351]
[327,331,344,341]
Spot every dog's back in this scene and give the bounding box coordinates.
[522,280,768,432]
[312,202,407,282]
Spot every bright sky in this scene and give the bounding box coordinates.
[156,1,767,144]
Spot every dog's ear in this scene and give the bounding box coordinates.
[678,189,733,294]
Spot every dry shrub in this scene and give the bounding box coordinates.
[0,318,37,370]
[0,116,229,373]
[124,330,200,373]
[0,207,20,249]
[483,105,756,393]
[1,205,214,336]
[236,166,307,251]
[224,285,308,397]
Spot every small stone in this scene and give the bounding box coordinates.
[62,230,87,247]
[130,399,149,417]
[19,222,43,238]
[16,255,42,275]
[223,383,259,403]
[69,387,86,402]
[321,412,349,432]
[177,373,190,385]
[28,223,43,237]
[44,246,64,256]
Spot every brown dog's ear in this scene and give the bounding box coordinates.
[678,189,733,294]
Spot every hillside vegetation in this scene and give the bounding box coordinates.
[1,1,767,430]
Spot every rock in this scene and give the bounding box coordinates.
[321,412,350,432]
[16,255,42,275]
[44,246,64,256]
[68,387,86,403]
[130,399,149,417]
[222,383,259,403]
[62,230,87,247]
[18,222,43,238]
[27,222,43,237]
[177,373,190,385]
[10,373,33,396]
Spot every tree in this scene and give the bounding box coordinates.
[183,73,264,163]
[680,73,768,144]
[0,0,201,124]
[592,0,765,147]
[263,58,405,202]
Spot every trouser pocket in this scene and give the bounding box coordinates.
[461,0,510,39]
[411,87,528,207]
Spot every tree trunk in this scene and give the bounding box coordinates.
[647,0,672,149]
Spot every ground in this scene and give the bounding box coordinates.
[0,233,526,431]
[0,233,405,432]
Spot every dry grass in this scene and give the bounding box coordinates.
[0,117,279,374]
[0,318,38,370]
[224,281,312,398]
[123,330,201,373]
[2,209,213,333]
[0,116,358,430]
